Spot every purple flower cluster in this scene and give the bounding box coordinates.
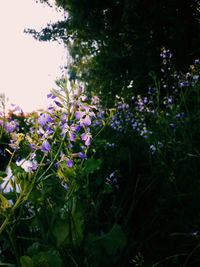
[1,83,103,177]
[109,95,152,138]
[109,50,199,156]
[4,119,19,133]
[105,172,119,189]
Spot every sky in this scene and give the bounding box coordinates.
[0,0,66,113]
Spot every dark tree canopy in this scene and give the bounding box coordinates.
[29,0,200,103]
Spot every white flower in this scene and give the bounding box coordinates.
[1,167,20,193]
[16,159,38,173]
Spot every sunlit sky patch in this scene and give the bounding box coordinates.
[0,0,66,113]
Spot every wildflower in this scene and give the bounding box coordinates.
[63,183,68,190]
[75,106,95,126]
[81,130,92,146]
[4,119,19,132]
[80,95,88,101]
[193,75,199,80]
[1,167,20,193]
[92,96,100,104]
[47,93,56,99]
[69,132,76,141]
[78,152,87,159]
[9,133,23,150]
[16,159,38,172]
[175,112,185,118]
[38,113,53,126]
[54,100,63,108]
[150,145,156,154]
[41,140,51,152]
[60,123,77,141]
[66,158,73,167]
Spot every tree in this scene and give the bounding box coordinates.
[27,0,200,103]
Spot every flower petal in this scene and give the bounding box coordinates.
[41,140,51,152]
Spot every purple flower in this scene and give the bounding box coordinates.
[47,93,56,99]
[66,158,73,167]
[61,124,77,141]
[63,183,68,190]
[75,111,84,120]
[150,145,156,154]
[75,125,81,132]
[38,113,53,126]
[28,143,36,149]
[4,120,19,132]
[54,100,63,107]
[46,126,54,134]
[92,96,100,104]
[83,116,92,126]
[80,95,88,101]
[10,104,23,113]
[69,132,76,141]
[75,106,95,126]
[48,106,55,110]
[54,161,61,167]
[41,140,51,152]
[78,152,87,159]
[81,131,92,146]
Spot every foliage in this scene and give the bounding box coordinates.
[0,49,200,266]
[26,0,200,104]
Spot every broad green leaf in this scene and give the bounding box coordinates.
[100,224,127,255]
[52,220,69,247]
[20,256,34,267]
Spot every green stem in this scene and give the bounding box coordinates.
[152,253,188,267]
[37,134,66,183]
[0,217,9,235]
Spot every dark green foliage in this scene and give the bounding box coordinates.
[29,0,200,103]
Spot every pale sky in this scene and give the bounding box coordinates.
[0,0,66,113]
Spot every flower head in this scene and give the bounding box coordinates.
[41,140,51,152]
[38,113,53,126]
[81,130,92,146]
[66,158,73,167]
[16,159,38,172]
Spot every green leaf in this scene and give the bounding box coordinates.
[0,171,7,178]
[20,256,34,267]
[52,220,69,247]
[71,205,84,245]
[100,224,127,255]
[0,193,12,215]
[32,250,62,267]
[27,242,41,256]
[52,202,84,247]
[84,158,102,174]
[10,163,24,176]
